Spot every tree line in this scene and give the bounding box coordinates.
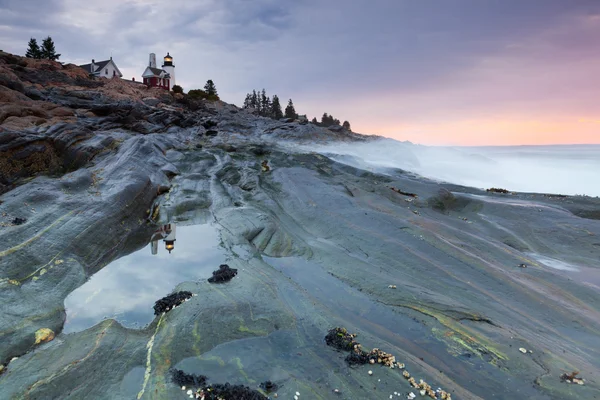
[25,37,60,61]
[312,113,351,131]
[242,89,351,130]
[242,89,297,120]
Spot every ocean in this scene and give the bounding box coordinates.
[312,139,600,197]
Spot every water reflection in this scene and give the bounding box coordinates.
[150,223,177,255]
[63,223,226,333]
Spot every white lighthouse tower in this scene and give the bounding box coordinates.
[162,52,175,89]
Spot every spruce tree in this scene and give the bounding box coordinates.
[40,36,60,61]
[342,120,351,131]
[311,117,318,125]
[26,38,41,59]
[204,80,218,96]
[271,95,283,119]
[260,89,270,117]
[321,113,329,126]
[251,90,258,109]
[243,93,252,108]
[284,99,297,120]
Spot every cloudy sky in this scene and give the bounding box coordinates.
[1,0,599,145]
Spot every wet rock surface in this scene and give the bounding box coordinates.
[1,50,600,399]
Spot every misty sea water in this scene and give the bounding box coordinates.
[312,141,600,197]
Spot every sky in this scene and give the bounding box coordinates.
[1,0,599,146]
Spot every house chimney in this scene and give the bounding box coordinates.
[149,53,156,68]
[132,77,135,81]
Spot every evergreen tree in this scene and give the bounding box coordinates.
[204,80,218,96]
[333,118,340,126]
[251,90,258,109]
[172,84,183,94]
[271,95,283,119]
[285,99,297,119]
[342,120,351,131]
[311,117,318,125]
[260,89,270,117]
[243,93,252,108]
[25,38,41,59]
[321,113,330,126]
[40,36,60,61]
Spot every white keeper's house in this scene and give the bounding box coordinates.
[78,57,123,79]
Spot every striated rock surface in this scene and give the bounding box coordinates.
[1,51,599,400]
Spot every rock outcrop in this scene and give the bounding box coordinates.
[1,50,599,400]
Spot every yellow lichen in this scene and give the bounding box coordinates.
[34,328,55,345]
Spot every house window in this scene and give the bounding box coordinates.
[105,69,108,75]
[113,71,116,77]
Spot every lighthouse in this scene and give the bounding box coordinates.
[162,52,175,89]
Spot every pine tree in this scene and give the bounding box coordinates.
[25,38,41,59]
[321,113,329,126]
[285,99,297,120]
[260,89,270,117]
[342,120,351,131]
[271,95,283,119]
[204,80,218,96]
[243,93,252,108]
[311,117,318,125]
[40,36,60,61]
[251,90,258,109]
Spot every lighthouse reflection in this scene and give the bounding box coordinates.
[150,223,176,255]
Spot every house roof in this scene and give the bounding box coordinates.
[79,59,111,74]
[142,66,171,78]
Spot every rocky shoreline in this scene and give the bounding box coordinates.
[1,51,600,399]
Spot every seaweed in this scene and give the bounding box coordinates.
[325,327,359,351]
[259,380,278,392]
[486,188,510,194]
[389,187,417,197]
[171,369,268,399]
[207,264,238,283]
[345,350,370,365]
[325,328,397,368]
[200,383,267,400]
[153,291,192,315]
[171,369,208,388]
[560,370,585,385]
[11,217,26,225]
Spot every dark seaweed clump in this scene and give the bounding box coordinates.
[153,291,192,315]
[171,369,208,387]
[345,350,370,365]
[208,264,238,283]
[259,380,278,392]
[171,369,267,399]
[11,217,26,225]
[326,328,397,368]
[487,187,510,194]
[202,383,267,400]
[390,187,417,197]
[325,327,359,351]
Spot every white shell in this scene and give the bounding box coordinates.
[519,347,527,354]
